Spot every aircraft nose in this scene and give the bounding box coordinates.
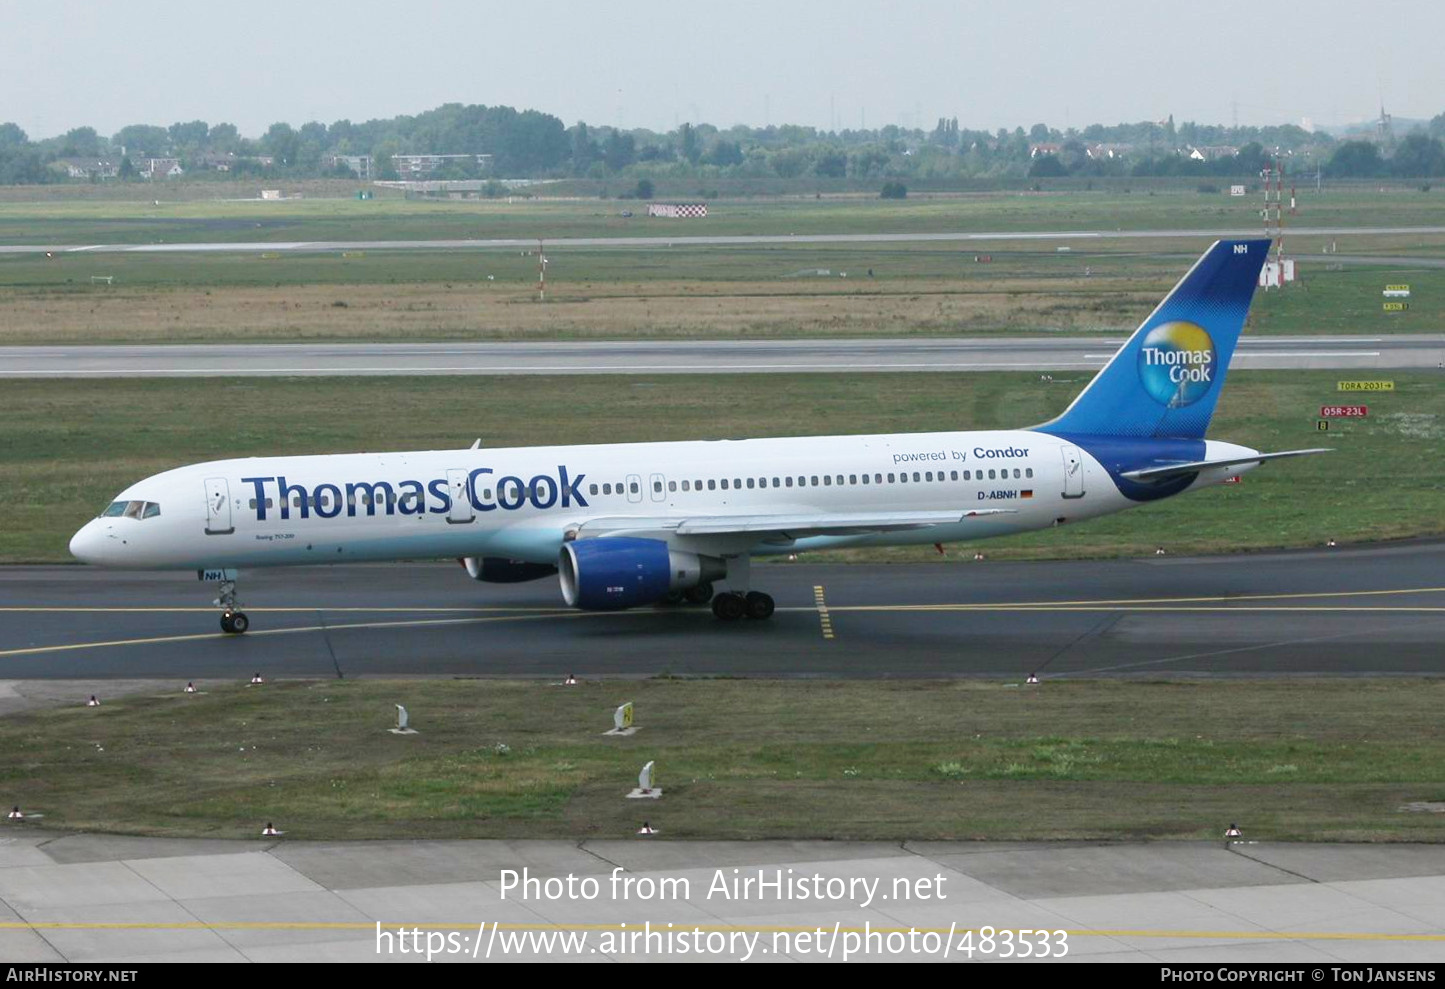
[69,520,108,564]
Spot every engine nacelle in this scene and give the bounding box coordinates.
[558,537,724,610]
[460,556,558,583]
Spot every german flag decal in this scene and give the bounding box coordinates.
[1021,490,1034,499]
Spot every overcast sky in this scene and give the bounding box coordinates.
[3,0,1440,140]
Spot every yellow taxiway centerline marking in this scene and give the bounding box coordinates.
[0,605,577,614]
[812,584,834,640]
[0,921,1439,942]
[831,605,1445,614]
[0,610,591,659]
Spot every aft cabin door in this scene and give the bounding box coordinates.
[204,477,234,534]
[1060,445,1084,499]
[446,468,475,524]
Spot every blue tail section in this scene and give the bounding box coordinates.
[1038,239,1270,440]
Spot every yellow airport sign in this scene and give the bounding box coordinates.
[1383,301,1409,312]
[1338,381,1394,392]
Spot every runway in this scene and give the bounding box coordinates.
[3,540,1443,679]
[4,334,1440,377]
[6,224,1445,255]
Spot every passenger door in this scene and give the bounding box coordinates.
[626,473,643,504]
[649,473,666,503]
[204,477,233,534]
[1060,445,1084,499]
[446,468,475,524]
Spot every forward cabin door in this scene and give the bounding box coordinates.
[649,473,666,503]
[1060,445,1085,499]
[204,477,233,534]
[446,468,475,524]
[626,473,643,504]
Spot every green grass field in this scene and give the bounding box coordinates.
[2,370,1440,564]
[5,678,1444,840]
[1,242,1442,344]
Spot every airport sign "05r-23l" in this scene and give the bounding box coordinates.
[1320,405,1367,418]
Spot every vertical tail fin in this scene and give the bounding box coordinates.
[1039,239,1270,439]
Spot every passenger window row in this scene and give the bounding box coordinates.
[586,467,1033,496]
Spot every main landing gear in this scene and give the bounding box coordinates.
[712,591,775,622]
[214,578,250,635]
[660,580,776,621]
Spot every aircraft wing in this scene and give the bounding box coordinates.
[1120,448,1330,482]
[576,509,1016,540]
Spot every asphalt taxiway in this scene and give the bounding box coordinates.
[3,835,1443,962]
[2,539,1442,680]
[3,334,1440,377]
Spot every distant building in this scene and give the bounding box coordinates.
[325,154,373,179]
[1028,142,1062,158]
[1086,143,1131,160]
[142,157,184,179]
[1187,145,1239,162]
[390,153,493,177]
[55,157,118,180]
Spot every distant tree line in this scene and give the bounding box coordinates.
[5,103,1445,186]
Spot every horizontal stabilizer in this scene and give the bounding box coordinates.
[1120,448,1331,482]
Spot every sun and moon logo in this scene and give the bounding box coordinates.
[1137,321,1217,408]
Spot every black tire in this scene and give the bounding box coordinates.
[220,613,234,634]
[685,582,714,605]
[229,612,250,634]
[744,591,775,620]
[712,593,745,621]
[661,590,685,606]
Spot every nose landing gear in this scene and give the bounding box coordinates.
[214,578,250,635]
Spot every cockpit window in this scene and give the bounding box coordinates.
[100,500,160,519]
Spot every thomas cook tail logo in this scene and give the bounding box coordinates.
[1137,321,1217,408]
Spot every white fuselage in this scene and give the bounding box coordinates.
[69,428,1254,572]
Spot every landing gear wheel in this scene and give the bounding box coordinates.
[661,590,685,606]
[744,591,775,620]
[220,613,233,634]
[221,612,249,634]
[712,592,746,621]
[685,582,714,606]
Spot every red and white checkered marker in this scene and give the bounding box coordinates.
[637,822,657,835]
[250,674,265,685]
[564,674,578,685]
[86,695,100,707]
[1225,824,1242,838]
[7,806,22,820]
[1026,674,1040,685]
[261,823,282,836]
[184,682,197,693]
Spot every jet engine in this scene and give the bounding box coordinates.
[558,537,724,610]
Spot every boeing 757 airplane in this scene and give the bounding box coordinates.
[70,239,1325,632]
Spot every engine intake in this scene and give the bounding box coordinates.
[460,556,558,583]
[559,537,724,610]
